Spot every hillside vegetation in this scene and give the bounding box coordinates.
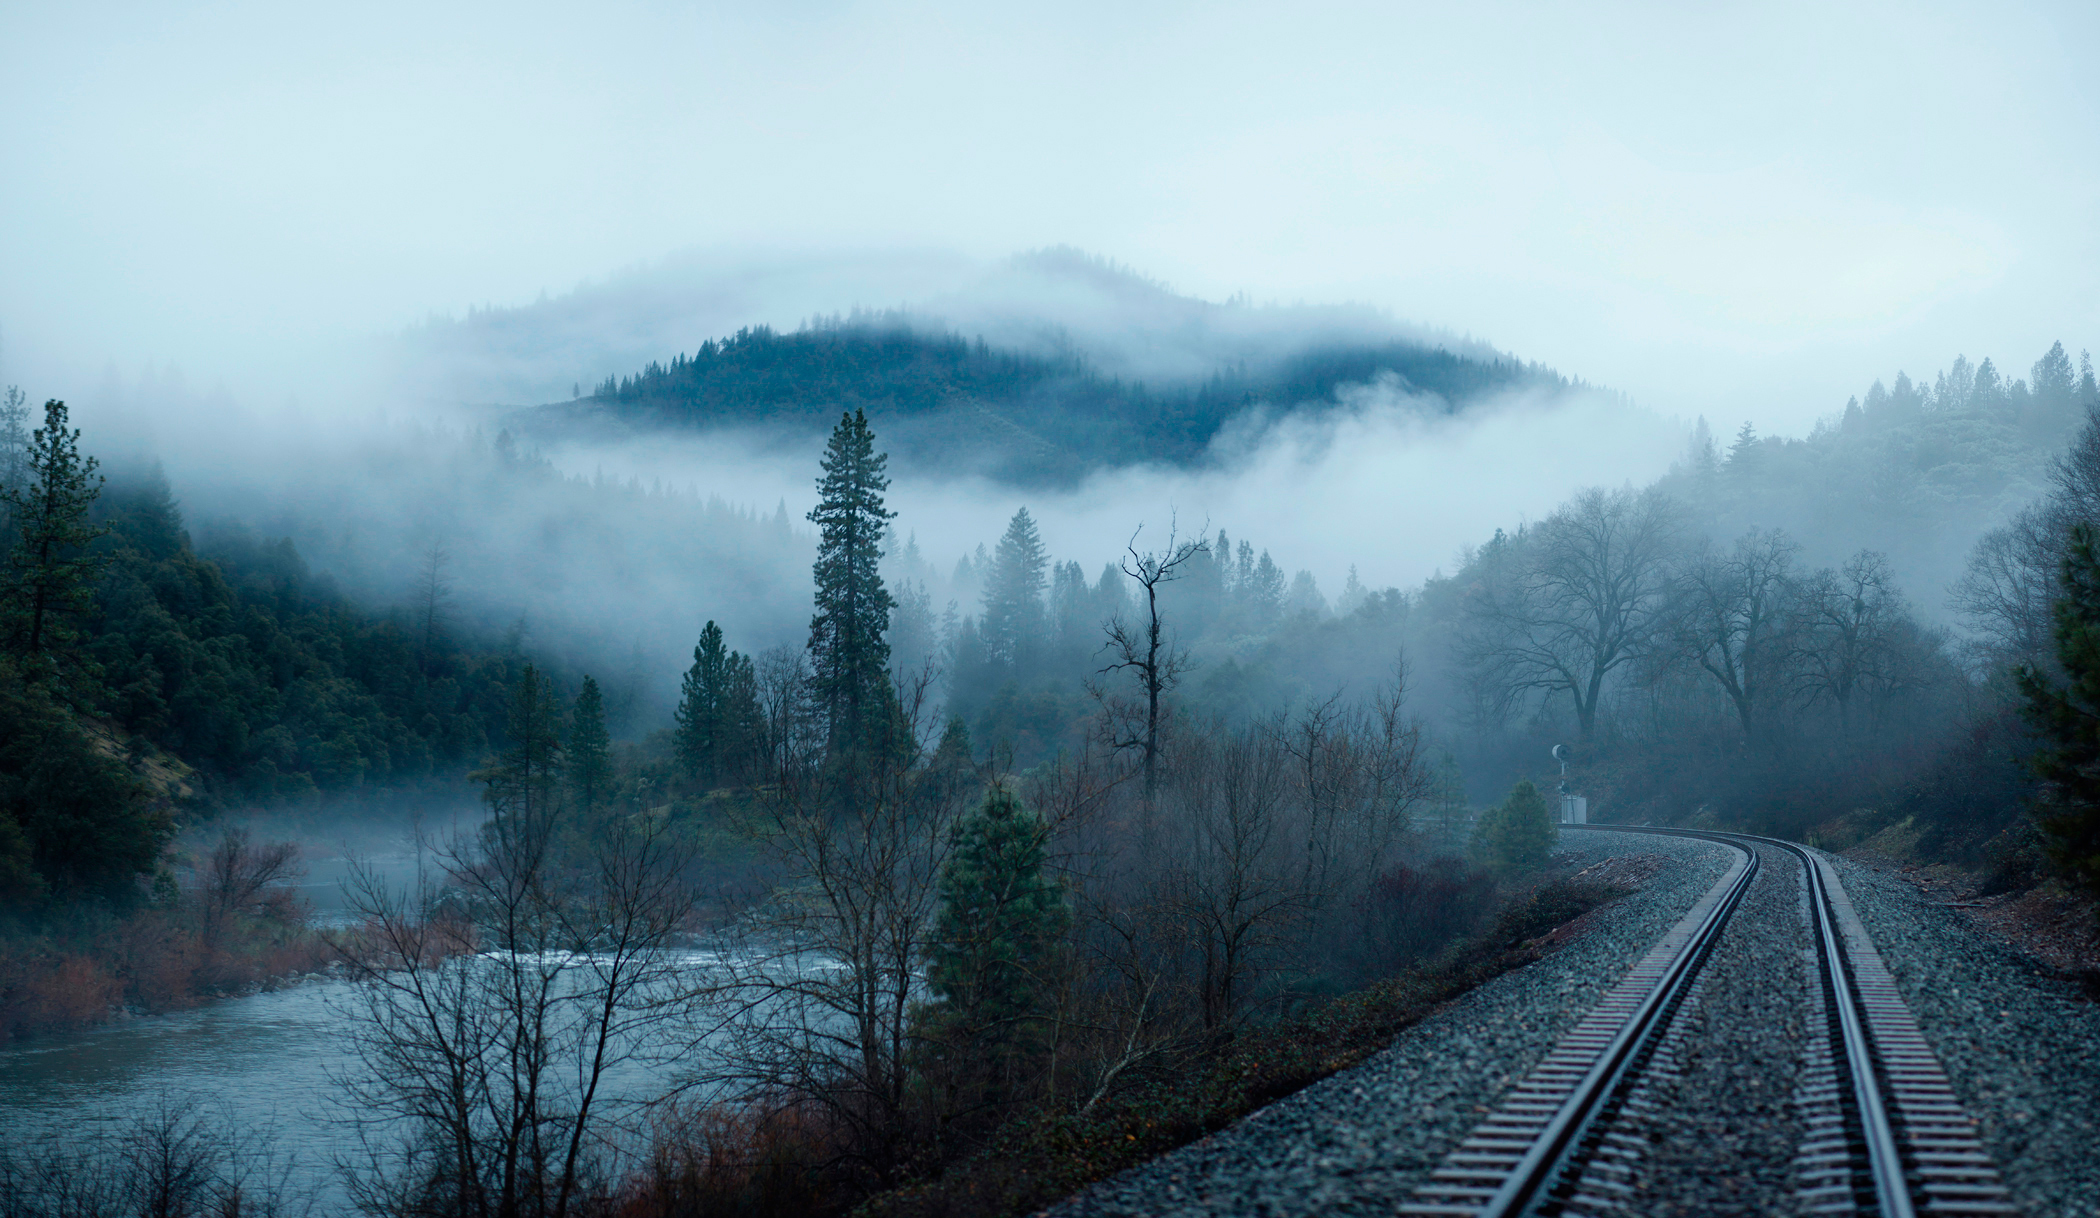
[507,318,1571,484]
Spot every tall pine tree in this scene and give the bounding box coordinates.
[807,409,896,756]
[1,400,110,680]
[980,506,1048,670]
[477,664,565,830]
[677,621,732,786]
[569,676,612,816]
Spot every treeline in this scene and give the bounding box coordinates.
[1655,340,2099,600]
[0,392,528,914]
[556,316,1564,485]
[881,510,1420,771]
[879,339,2100,883]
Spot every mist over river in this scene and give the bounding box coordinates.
[0,831,760,1208]
[0,947,770,1207]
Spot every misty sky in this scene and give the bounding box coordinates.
[4,0,2098,434]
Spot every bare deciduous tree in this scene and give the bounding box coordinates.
[1158,671,1430,1030]
[1793,550,1905,733]
[700,663,969,1186]
[191,826,303,950]
[1093,521,1208,810]
[0,1098,306,1217]
[329,666,696,1218]
[1953,503,2063,671]
[1665,529,1800,742]
[1461,487,1680,739]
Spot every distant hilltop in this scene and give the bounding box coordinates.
[404,247,1594,486]
[501,315,1576,486]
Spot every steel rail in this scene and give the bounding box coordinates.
[1408,824,1999,1216]
[1469,828,1760,1218]
[1536,826,1912,1218]
[1726,831,1915,1218]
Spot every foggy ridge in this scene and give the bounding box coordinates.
[501,314,1570,486]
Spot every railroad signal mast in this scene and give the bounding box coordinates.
[1552,743,1587,825]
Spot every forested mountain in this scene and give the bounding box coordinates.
[505,317,1571,485]
[400,246,1531,410]
[88,469,528,802]
[3,451,538,910]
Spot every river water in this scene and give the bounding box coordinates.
[0,847,763,1208]
[0,850,413,1202]
[0,977,361,1203]
[0,958,754,1207]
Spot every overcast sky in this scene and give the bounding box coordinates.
[3,0,2096,434]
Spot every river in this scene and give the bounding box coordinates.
[0,976,362,1204]
[0,951,763,1207]
[0,843,764,1208]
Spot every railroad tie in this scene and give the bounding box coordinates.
[1807,854,2015,1218]
[1398,847,1754,1217]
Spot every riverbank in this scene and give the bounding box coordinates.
[0,903,331,1045]
[0,828,332,1045]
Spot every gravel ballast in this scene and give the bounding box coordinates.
[1049,831,1736,1218]
[1829,856,2100,1218]
[1600,842,1818,1215]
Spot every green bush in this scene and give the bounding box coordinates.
[1471,780,1558,875]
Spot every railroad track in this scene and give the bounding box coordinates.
[1399,827,2013,1217]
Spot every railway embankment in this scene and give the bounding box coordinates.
[1050,828,2097,1217]
[1049,831,1733,1217]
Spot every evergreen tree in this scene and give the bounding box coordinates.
[981,506,1048,669]
[676,621,760,789]
[1285,569,1326,617]
[676,621,732,787]
[928,784,1068,1066]
[477,663,564,829]
[1247,550,1286,627]
[1334,564,1370,616]
[1687,416,1720,474]
[807,409,896,755]
[1889,371,1925,418]
[1726,421,1759,472]
[1,400,110,680]
[1049,560,1090,659]
[2032,341,2076,408]
[1935,356,1976,411]
[722,648,760,784]
[569,676,612,816]
[1972,357,2005,410]
[2016,522,2100,901]
[1471,779,1557,874]
[0,653,168,906]
[0,386,29,504]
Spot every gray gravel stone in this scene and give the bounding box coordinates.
[1828,855,2100,1218]
[1049,830,1736,1217]
[1601,842,1816,1216]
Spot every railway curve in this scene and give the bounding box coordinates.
[1054,827,2047,1218]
